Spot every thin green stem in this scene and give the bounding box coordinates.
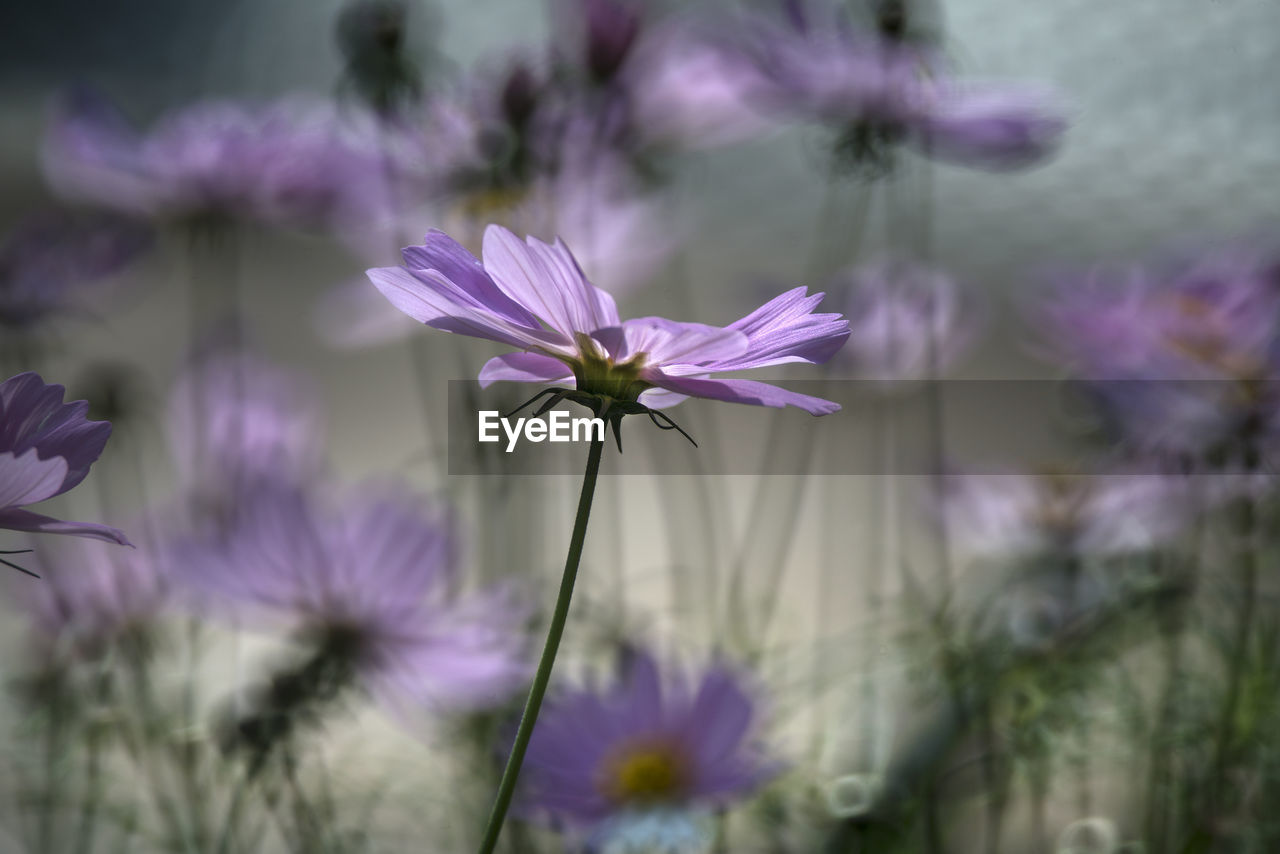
[476,430,606,854]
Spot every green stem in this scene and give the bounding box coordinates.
[476,430,606,854]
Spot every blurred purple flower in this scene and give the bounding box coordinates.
[624,25,774,152]
[838,260,972,382]
[938,470,1192,560]
[0,372,129,545]
[1037,246,1280,454]
[19,534,167,658]
[317,148,682,349]
[180,483,529,714]
[43,89,386,229]
[519,651,779,829]
[0,211,152,331]
[167,345,325,512]
[740,0,1067,170]
[367,225,848,413]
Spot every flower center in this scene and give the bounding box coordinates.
[599,740,689,804]
[570,333,650,402]
[1160,293,1263,381]
[457,183,531,221]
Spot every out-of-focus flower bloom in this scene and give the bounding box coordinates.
[0,211,151,332]
[167,345,324,514]
[318,144,679,349]
[938,470,1191,560]
[838,260,972,382]
[367,225,847,413]
[0,372,129,545]
[19,535,166,659]
[519,651,779,829]
[624,25,774,151]
[180,483,529,715]
[738,0,1067,171]
[1037,246,1280,455]
[43,88,386,229]
[481,135,679,295]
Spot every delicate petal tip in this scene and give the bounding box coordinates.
[0,508,132,546]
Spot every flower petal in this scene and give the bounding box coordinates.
[479,353,575,387]
[0,507,131,545]
[367,265,567,352]
[911,82,1067,171]
[621,319,749,367]
[644,374,840,415]
[482,225,618,338]
[0,450,69,508]
[718,286,850,369]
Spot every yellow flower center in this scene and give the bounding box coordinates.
[599,741,688,804]
[457,184,531,221]
[569,333,651,401]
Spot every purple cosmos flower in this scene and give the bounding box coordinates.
[740,0,1067,171]
[179,483,529,716]
[1037,246,1280,455]
[318,148,678,348]
[167,345,325,515]
[519,651,779,831]
[367,225,848,415]
[623,23,774,152]
[18,534,167,659]
[838,260,972,382]
[43,89,384,229]
[0,373,129,546]
[938,470,1192,560]
[0,211,151,332]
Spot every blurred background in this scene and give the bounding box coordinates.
[1,0,1278,852]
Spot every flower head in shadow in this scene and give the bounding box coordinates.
[0,210,151,334]
[739,0,1066,172]
[178,483,529,729]
[1037,245,1280,456]
[0,372,129,547]
[43,88,384,230]
[18,534,167,661]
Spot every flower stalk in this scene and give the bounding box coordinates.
[476,421,607,854]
